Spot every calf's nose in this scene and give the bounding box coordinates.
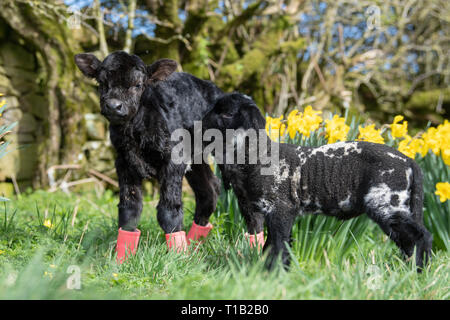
[106,99,123,112]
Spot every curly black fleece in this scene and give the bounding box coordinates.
[75,51,221,234]
[203,93,432,271]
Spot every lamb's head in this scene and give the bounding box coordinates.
[203,93,266,134]
[75,51,177,124]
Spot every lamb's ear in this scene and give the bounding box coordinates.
[241,104,266,130]
[74,53,101,78]
[147,59,178,83]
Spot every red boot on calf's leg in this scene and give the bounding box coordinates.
[116,228,141,264]
[245,231,265,250]
[187,222,213,245]
[166,231,188,253]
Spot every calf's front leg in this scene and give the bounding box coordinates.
[157,162,187,252]
[115,157,143,263]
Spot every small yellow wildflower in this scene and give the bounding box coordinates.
[43,219,54,229]
[398,135,427,159]
[390,115,408,139]
[357,124,385,144]
[44,271,53,279]
[49,264,57,268]
[112,273,119,279]
[265,115,286,141]
[435,182,450,202]
[325,115,349,144]
[0,249,5,255]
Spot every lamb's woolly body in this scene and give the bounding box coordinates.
[249,142,417,222]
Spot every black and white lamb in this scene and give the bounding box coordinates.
[202,92,432,271]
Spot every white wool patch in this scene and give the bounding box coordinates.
[387,152,407,162]
[380,168,395,176]
[269,159,290,194]
[296,148,309,165]
[257,198,274,215]
[364,183,411,218]
[290,166,302,203]
[273,159,290,184]
[406,168,412,187]
[309,142,362,158]
[338,195,352,211]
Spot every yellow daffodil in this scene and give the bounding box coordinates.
[437,120,450,166]
[265,115,286,141]
[357,124,385,144]
[325,115,350,144]
[442,148,450,166]
[422,127,440,156]
[269,106,322,140]
[422,120,450,164]
[287,110,301,139]
[297,106,323,137]
[43,219,54,229]
[390,115,408,139]
[398,135,427,159]
[435,182,450,202]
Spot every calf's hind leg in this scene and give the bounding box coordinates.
[185,163,220,244]
[240,207,265,249]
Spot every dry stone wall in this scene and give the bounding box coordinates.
[0,28,115,197]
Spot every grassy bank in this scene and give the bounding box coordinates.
[0,189,448,299]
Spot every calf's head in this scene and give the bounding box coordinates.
[74,51,177,124]
[203,93,266,133]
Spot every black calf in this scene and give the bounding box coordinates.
[75,51,222,238]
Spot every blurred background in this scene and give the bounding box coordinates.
[0,0,448,194]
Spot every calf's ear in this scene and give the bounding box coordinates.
[74,53,101,78]
[147,59,178,83]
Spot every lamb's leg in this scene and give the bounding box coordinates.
[368,211,432,271]
[263,211,296,270]
[157,162,187,252]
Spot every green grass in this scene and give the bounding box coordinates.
[0,189,448,300]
